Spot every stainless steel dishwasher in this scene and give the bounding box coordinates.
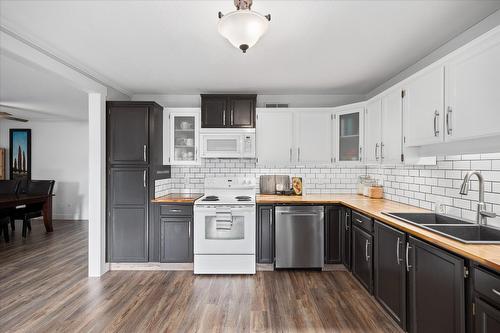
[275,206,324,269]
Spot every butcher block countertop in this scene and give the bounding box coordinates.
[152,193,204,203]
[257,194,500,272]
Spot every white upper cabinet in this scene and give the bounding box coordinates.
[444,28,500,142]
[295,111,333,164]
[168,108,200,165]
[381,88,403,164]
[334,105,364,163]
[256,109,294,164]
[364,98,382,164]
[364,89,403,165]
[403,65,445,147]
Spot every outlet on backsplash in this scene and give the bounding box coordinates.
[435,201,446,214]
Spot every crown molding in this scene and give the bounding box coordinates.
[0,19,132,97]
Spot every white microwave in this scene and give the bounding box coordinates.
[200,128,256,158]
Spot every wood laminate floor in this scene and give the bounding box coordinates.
[0,219,401,333]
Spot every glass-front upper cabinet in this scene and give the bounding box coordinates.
[334,105,364,163]
[168,109,200,165]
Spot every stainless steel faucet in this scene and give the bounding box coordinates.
[459,170,497,225]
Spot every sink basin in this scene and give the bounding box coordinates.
[383,212,500,244]
[383,212,472,225]
[426,225,500,244]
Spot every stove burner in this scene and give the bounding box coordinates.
[202,196,219,202]
[236,196,252,202]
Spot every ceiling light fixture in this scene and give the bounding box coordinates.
[218,0,271,53]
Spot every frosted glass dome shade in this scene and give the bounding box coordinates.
[218,10,270,53]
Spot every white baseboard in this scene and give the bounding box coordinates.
[109,262,194,271]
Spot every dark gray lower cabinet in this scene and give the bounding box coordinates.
[160,217,192,263]
[475,297,500,333]
[325,206,342,264]
[341,207,351,270]
[352,225,373,293]
[108,167,148,262]
[408,236,465,333]
[159,204,193,263]
[257,205,274,264]
[374,221,406,330]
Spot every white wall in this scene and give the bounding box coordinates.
[132,94,365,108]
[367,9,500,98]
[0,119,89,220]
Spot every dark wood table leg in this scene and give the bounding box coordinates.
[42,196,53,232]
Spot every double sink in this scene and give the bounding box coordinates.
[384,212,500,244]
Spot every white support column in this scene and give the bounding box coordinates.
[88,92,108,277]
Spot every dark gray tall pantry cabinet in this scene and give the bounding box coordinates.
[107,101,164,262]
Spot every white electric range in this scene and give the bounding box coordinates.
[193,177,256,274]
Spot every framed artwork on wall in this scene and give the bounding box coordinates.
[9,129,31,182]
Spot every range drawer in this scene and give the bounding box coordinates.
[474,267,500,306]
[352,210,373,233]
[160,204,192,216]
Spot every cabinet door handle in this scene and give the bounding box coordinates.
[223,110,226,126]
[380,142,385,160]
[355,218,363,225]
[359,146,362,161]
[433,110,440,137]
[298,147,301,162]
[289,148,292,162]
[492,289,500,297]
[169,209,181,213]
[188,222,191,238]
[396,237,401,265]
[269,210,273,227]
[446,106,453,135]
[230,108,234,126]
[143,145,147,162]
[406,242,412,272]
[365,239,370,262]
[143,170,146,188]
[375,143,379,161]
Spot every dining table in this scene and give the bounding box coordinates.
[0,194,54,232]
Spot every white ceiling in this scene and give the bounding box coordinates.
[0,54,88,121]
[0,0,499,97]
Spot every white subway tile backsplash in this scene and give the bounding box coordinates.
[368,154,500,222]
[157,154,500,226]
[453,160,471,170]
[471,160,492,170]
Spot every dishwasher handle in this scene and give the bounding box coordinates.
[279,212,321,216]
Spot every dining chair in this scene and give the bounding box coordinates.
[12,180,55,238]
[0,213,11,242]
[0,180,20,233]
